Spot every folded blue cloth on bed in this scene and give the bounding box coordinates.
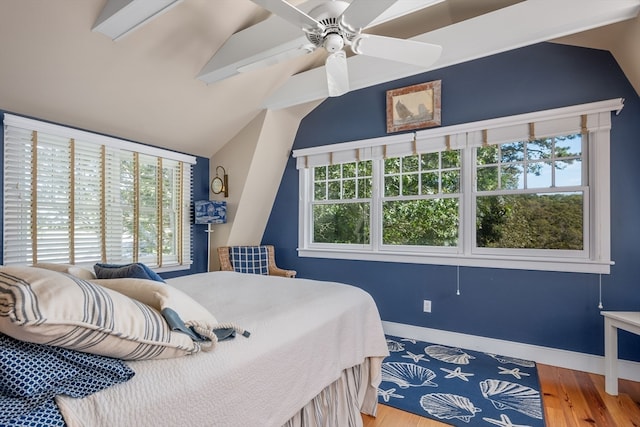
[0,333,135,426]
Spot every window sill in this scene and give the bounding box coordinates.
[297,248,612,274]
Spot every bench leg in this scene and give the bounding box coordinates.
[603,318,618,395]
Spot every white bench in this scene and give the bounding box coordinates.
[601,311,640,395]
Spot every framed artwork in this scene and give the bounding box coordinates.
[386,80,441,133]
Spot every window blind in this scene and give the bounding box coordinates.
[3,113,195,269]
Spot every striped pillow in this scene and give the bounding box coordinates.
[230,246,269,275]
[0,266,203,360]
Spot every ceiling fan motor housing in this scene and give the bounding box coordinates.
[305,0,356,50]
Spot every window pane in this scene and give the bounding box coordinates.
[328,164,341,180]
[476,192,583,249]
[421,152,439,170]
[138,155,159,260]
[477,145,498,165]
[385,175,400,197]
[477,166,498,191]
[555,159,582,186]
[358,161,372,176]
[313,203,369,244]
[328,181,341,199]
[315,166,326,180]
[501,142,524,162]
[343,162,356,178]
[441,170,460,194]
[527,139,552,160]
[383,198,459,246]
[343,178,356,199]
[161,160,180,263]
[314,182,327,200]
[402,173,419,195]
[501,164,524,189]
[556,134,582,157]
[526,161,552,189]
[442,150,460,169]
[403,155,419,172]
[358,178,371,198]
[421,172,439,194]
[385,157,400,174]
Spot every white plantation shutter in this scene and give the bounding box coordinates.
[74,140,103,264]
[3,126,34,265]
[3,114,195,269]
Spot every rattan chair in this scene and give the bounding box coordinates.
[217,245,296,278]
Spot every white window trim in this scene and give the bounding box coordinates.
[293,99,623,274]
[3,114,196,164]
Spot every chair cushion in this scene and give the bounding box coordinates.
[230,246,269,275]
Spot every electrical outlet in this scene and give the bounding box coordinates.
[423,300,432,313]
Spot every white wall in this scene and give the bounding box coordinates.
[208,100,320,270]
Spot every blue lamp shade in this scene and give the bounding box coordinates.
[194,200,227,224]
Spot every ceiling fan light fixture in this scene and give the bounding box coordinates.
[323,33,344,53]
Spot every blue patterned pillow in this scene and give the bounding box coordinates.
[94,262,165,282]
[0,332,134,426]
[230,246,269,275]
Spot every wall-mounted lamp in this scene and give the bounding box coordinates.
[211,166,228,197]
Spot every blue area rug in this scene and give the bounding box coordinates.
[377,335,546,426]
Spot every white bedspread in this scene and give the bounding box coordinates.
[56,271,388,427]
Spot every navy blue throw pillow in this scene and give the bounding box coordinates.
[93,262,165,282]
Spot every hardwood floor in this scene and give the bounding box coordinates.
[362,364,640,426]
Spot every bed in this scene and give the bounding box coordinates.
[1,268,388,427]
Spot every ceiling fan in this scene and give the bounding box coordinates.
[245,0,442,97]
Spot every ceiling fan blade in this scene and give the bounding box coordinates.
[249,0,324,32]
[340,0,398,31]
[351,34,442,68]
[325,51,349,97]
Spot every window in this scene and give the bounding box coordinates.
[312,161,371,245]
[475,135,585,254]
[294,99,623,273]
[3,114,195,271]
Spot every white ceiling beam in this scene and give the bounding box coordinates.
[263,0,640,110]
[92,0,183,40]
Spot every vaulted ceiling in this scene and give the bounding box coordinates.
[0,0,638,158]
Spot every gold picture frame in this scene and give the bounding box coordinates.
[386,80,441,133]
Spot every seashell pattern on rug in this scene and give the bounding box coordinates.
[486,353,536,368]
[480,379,543,419]
[420,392,482,423]
[377,335,546,427]
[381,362,437,388]
[386,339,405,352]
[425,345,475,365]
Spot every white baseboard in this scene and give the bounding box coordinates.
[383,321,640,383]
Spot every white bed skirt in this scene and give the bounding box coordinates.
[284,357,382,427]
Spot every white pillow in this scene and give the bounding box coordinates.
[0,266,203,360]
[92,278,221,341]
[32,262,97,281]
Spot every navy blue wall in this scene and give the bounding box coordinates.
[263,43,640,361]
[0,112,210,278]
